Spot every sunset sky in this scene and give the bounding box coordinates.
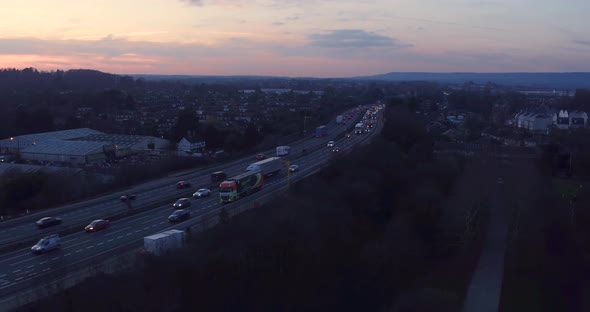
[0,0,589,77]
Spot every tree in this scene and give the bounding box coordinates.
[172,109,200,142]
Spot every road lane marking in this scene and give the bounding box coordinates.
[97,242,104,246]
[28,273,36,277]
[144,227,150,230]
[126,233,132,236]
[75,249,83,253]
[0,253,31,264]
[40,261,47,265]
[26,265,34,269]
[10,257,37,266]
[42,268,51,272]
[64,253,71,257]
[108,239,113,242]
[105,226,132,237]
[117,236,123,239]
[135,230,141,233]
[86,246,94,249]
[152,225,157,227]
[15,277,23,281]
[66,239,93,249]
[0,274,5,278]
[159,222,165,225]
[11,270,20,274]
[0,282,9,287]
[51,257,59,261]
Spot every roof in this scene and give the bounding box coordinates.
[72,134,161,148]
[0,128,104,148]
[20,139,109,156]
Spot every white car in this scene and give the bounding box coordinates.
[31,234,61,254]
[193,188,211,198]
[327,141,335,147]
[289,165,299,172]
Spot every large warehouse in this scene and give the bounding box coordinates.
[19,139,110,165]
[0,128,104,153]
[0,128,170,166]
[71,134,170,157]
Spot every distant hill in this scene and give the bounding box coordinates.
[353,72,590,89]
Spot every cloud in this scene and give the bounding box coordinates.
[179,0,203,5]
[272,22,285,26]
[574,40,590,46]
[307,29,409,49]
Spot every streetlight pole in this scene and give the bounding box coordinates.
[285,159,291,189]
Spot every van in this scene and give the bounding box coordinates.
[31,234,61,254]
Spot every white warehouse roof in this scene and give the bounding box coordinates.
[0,128,104,149]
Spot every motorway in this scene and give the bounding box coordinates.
[0,105,383,301]
[0,107,364,250]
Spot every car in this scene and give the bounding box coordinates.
[168,209,190,222]
[327,141,335,147]
[289,165,299,172]
[31,234,61,254]
[346,133,351,138]
[256,153,267,160]
[36,217,62,229]
[332,147,340,153]
[210,171,227,183]
[193,188,211,198]
[84,219,110,232]
[120,194,137,201]
[176,181,192,189]
[173,198,191,209]
[497,177,504,184]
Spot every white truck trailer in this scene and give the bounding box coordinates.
[246,157,282,177]
[144,230,185,256]
[276,146,291,156]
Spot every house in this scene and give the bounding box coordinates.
[177,137,206,153]
[551,110,588,129]
[569,111,588,128]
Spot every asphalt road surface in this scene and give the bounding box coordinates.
[0,107,367,250]
[0,105,383,300]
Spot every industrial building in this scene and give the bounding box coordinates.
[0,128,170,166]
[19,139,110,166]
[0,128,104,153]
[71,134,170,157]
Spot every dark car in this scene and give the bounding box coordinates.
[173,198,191,209]
[176,181,192,189]
[168,209,190,222]
[84,219,110,232]
[120,194,137,201]
[211,171,227,183]
[36,217,62,229]
[256,153,267,160]
[332,147,340,153]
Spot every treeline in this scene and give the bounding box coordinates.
[20,100,481,312]
[0,156,209,217]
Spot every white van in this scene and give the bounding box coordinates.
[31,234,61,254]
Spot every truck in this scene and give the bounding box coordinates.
[354,123,364,135]
[247,157,282,177]
[219,170,264,203]
[144,230,184,256]
[315,125,327,137]
[276,146,291,156]
[336,115,344,124]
